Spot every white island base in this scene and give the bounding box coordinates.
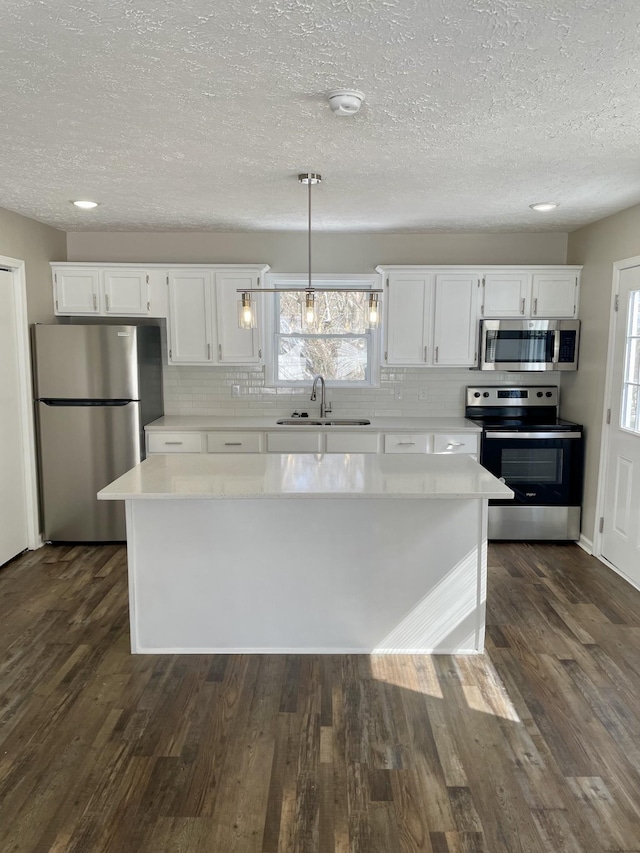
[99,453,512,655]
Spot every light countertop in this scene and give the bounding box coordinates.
[98,452,513,501]
[145,415,480,432]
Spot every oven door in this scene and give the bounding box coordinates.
[481,430,584,505]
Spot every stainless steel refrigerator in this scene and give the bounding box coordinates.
[32,324,163,541]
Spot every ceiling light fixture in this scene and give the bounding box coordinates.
[236,172,382,330]
[327,89,365,116]
[529,202,559,212]
[73,200,99,209]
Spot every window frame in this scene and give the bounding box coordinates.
[263,273,382,388]
[621,288,640,434]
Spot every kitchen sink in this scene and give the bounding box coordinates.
[323,419,371,426]
[275,418,371,426]
[276,419,324,425]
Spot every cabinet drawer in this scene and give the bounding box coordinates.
[207,432,263,453]
[147,432,202,453]
[384,434,429,454]
[432,433,478,455]
[267,432,323,453]
[325,432,380,453]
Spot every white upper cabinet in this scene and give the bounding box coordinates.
[53,267,101,314]
[432,273,479,366]
[384,272,432,365]
[166,265,269,366]
[481,268,580,318]
[103,268,149,315]
[167,270,214,364]
[214,271,262,364]
[481,272,529,317]
[530,272,579,318]
[381,268,478,367]
[51,264,168,317]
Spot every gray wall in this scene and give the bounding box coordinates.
[66,230,568,269]
[565,203,640,545]
[0,207,66,323]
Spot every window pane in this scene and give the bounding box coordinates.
[622,383,639,431]
[278,291,369,334]
[625,336,640,385]
[629,290,640,337]
[277,336,367,381]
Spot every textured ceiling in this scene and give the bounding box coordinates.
[2,0,640,233]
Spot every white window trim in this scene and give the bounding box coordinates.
[263,273,382,387]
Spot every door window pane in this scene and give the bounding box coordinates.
[621,290,640,433]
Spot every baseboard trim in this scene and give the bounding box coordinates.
[578,534,593,555]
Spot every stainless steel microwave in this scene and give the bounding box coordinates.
[479,319,580,371]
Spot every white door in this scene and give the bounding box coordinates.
[0,270,29,565]
[103,268,149,315]
[601,265,640,585]
[531,273,578,318]
[384,273,432,365]
[214,271,262,364]
[432,273,479,366]
[167,270,214,364]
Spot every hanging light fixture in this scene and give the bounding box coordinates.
[366,292,381,329]
[299,172,321,327]
[236,172,383,329]
[237,291,257,329]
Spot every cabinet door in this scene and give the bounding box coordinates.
[385,273,432,365]
[531,273,578,318]
[433,274,479,366]
[53,267,101,314]
[103,268,149,315]
[214,271,262,364]
[482,272,529,317]
[167,271,214,364]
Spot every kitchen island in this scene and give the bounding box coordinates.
[98,453,512,655]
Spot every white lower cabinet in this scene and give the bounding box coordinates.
[432,433,478,456]
[384,434,430,453]
[147,432,203,453]
[146,428,480,456]
[266,432,323,453]
[325,432,380,453]
[207,432,263,453]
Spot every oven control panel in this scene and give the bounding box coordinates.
[466,386,558,407]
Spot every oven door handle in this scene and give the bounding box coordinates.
[484,431,583,439]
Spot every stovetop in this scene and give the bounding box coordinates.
[467,416,583,431]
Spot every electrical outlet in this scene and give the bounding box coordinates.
[419,387,429,401]
[231,384,240,398]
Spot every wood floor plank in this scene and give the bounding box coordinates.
[2,542,640,851]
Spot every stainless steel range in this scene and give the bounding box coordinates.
[466,385,584,541]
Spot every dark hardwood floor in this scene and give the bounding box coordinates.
[1,542,640,852]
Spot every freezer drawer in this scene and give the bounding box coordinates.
[33,324,142,400]
[37,401,141,541]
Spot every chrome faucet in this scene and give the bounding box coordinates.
[310,374,332,418]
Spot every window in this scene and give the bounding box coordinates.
[621,289,640,433]
[267,275,381,386]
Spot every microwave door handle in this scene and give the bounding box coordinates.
[552,328,561,365]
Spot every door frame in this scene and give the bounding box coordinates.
[593,253,640,583]
[0,253,40,552]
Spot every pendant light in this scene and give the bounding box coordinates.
[236,172,383,329]
[299,172,321,327]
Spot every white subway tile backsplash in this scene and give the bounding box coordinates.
[160,329,561,419]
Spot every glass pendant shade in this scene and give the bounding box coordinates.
[302,290,316,326]
[237,292,256,329]
[367,292,381,328]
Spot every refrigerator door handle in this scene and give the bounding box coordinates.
[40,399,133,406]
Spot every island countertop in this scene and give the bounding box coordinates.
[98,452,513,501]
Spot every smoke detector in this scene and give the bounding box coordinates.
[327,89,365,116]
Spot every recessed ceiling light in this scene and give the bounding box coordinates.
[72,200,99,209]
[529,202,559,212]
